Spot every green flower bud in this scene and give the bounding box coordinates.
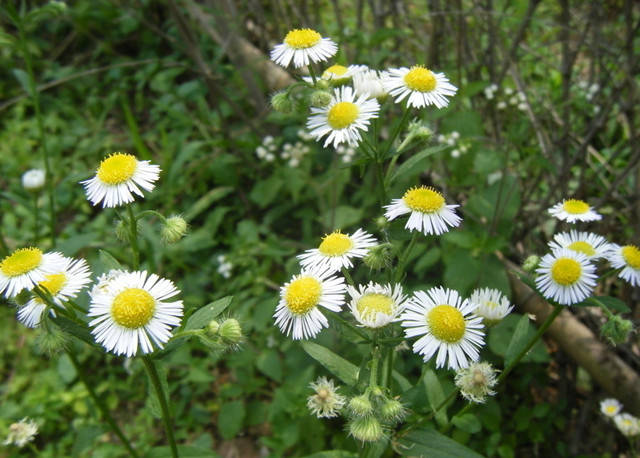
[161,215,188,243]
[522,255,540,272]
[315,79,330,90]
[375,216,389,230]
[35,326,70,356]
[348,394,373,417]
[348,416,384,443]
[206,320,220,336]
[601,315,634,345]
[310,90,332,108]
[363,243,393,270]
[271,92,293,113]
[380,398,406,424]
[219,318,243,344]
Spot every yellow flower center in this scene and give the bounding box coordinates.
[562,199,589,215]
[404,66,437,92]
[357,293,393,321]
[403,187,445,213]
[323,65,348,78]
[327,102,359,129]
[96,153,138,185]
[567,241,596,257]
[0,248,42,277]
[284,28,321,49]
[622,245,640,269]
[38,273,67,299]
[318,231,353,256]
[111,288,156,329]
[485,301,499,309]
[285,276,322,315]
[606,406,617,414]
[427,305,466,343]
[551,258,582,286]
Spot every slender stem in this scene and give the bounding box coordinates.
[375,161,388,206]
[136,209,167,223]
[32,193,39,245]
[142,356,179,458]
[369,334,379,388]
[383,109,411,159]
[394,232,419,282]
[33,286,77,321]
[127,205,140,269]
[67,352,140,458]
[341,267,355,286]
[307,65,318,86]
[326,310,370,342]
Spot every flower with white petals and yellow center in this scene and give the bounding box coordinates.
[274,266,346,340]
[607,243,640,287]
[270,28,337,69]
[307,86,380,149]
[535,248,597,305]
[298,228,377,273]
[614,413,640,437]
[353,69,389,100]
[549,230,610,261]
[347,282,408,328]
[468,288,513,325]
[600,398,622,418]
[0,248,66,298]
[548,199,602,223]
[383,65,458,109]
[88,270,183,357]
[304,64,368,85]
[384,186,461,236]
[400,287,484,370]
[18,256,92,328]
[81,152,160,208]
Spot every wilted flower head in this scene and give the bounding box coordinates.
[454,361,498,403]
[307,376,346,418]
[3,417,38,448]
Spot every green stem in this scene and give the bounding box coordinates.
[127,205,140,269]
[375,161,388,206]
[394,232,419,282]
[369,337,379,388]
[0,226,8,256]
[341,267,355,286]
[67,352,140,458]
[142,356,179,458]
[383,109,411,159]
[136,209,167,223]
[326,310,370,342]
[32,193,39,245]
[307,65,318,86]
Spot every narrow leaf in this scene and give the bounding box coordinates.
[398,428,483,458]
[301,341,359,386]
[505,315,530,366]
[423,369,448,426]
[185,296,233,330]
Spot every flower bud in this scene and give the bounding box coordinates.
[348,416,384,443]
[310,90,332,108]
[114,219,130,242]
[380,399,406,424]
[522,255,540,272]
[601,315,633,345]
[315,79,330,90]
[22,169,45,192]
[271,92,293,113]
[348,394,373,417]
[35,326,70,356]
[363,243,393,270]
[206,320,220,336]
[219,318,243,344]
[161,215,188,243]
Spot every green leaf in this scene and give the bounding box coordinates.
[57,353,77,384]
[12,68,31,95]
[489,314,549,363]
[300,341,359,386]
[51,316,94,346]
[250,175,283,208]
[443,248,479,294]
[505,314,531,366]
[99,249,123,271]
[256,349,283,382]
[302,452,358,458]
[184,296,233,330]
[423,369,448,426]
[183,187,233,222]
[392,370,412,392]
[578,296,631,314]
[390,145,446,183]
[218,400,245,439]
[321,205,363,229]
[146,362,169,419]
[452,414,482,434]
[398,428,484,458]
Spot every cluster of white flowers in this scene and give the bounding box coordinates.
[217,255,233,279]
[485,85,527,112]
[335,144,357,163]
[280,141,311,167]
[600,399,640,437]
[436,131,469,159]
[255,135,277,162]
[577,80,600,101]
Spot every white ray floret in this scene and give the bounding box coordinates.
[353,69,389,100]
[535,248,597,305]
[347,282,408,328]
[384,186,461,235]
[468,288,513,324]
[298,228,377,273]
[88,270,183,357]
[270,28,337,69]
[400,287,485,370]
[606,244,640,287]
[274,265,346,340]
[81,152,160,208]
[0,248,67,298]
[383,65,457,109]
[548,230,610,260]
[548,199,602,223]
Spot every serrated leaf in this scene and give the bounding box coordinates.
[505,314,531,366]
[184,296,233,330]
[301,341,359,386]
[398,428,483,458]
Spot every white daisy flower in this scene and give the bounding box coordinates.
[468,288,513,325]
[535,248,597,305]
[81,152,160,208]
[353,69,389,100]
[607,244,640,287]
[307,376,346,418]
[17,257,92,328]
[274,266,346,340]
[347,282,408,328]
[307,86,380,149]
[270,28,337,69]
[22,169,45,191]
[400,287,485,370]
[0,248,66,298]
[88,270,183,357]
[297,228,377,273]
[600,398,622,418]
[384,186,462,236]
[548,199,602,223]
[548,230,610,261]
[614,413,640,437]
[303,64,368,85]
[383,66,457,109]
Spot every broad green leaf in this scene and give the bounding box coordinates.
[250,175,283,208]
[218,400,245,439]
[423,369,448,426]
[57,353,77,384]
[256,349,283,382]
[301,341,359,386]
[452,413,482,434]
[489,314,549,363]
[505,314,531,366]
[184,296,233,330]
[398,428,483,458]
[578,296,630,314]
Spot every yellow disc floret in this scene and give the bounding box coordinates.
[551,258,582,285]
[1,248,42,277]
[622,245,640,269]
[284,28,321,49]
[327,102,359,129]
[39,273,67,296]
[606,406,617,415]
[111,288,156,329]
[404,66,437,92]
[285,276,322,315]
[567,241,596,257]
[562,199,589,214]
[357,293,393,321]
[403,186,445,213]
[485,301,499,309]
[427,305,466,343]
[324,65,348,78]
[318,231,353,256]
[97,153,138,185]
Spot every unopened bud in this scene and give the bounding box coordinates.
[206,320,220,336]
[35,326,70,356]
[219,318,243,344]
[601,315,633,345]
[522,255,540,272]
[22,169,45,192]
[115,219,130,242]
[375,216,389,230]
[315,79,330,90]
[271,92,293,113]
[348,394,373,417]
[161,215,188,243]
[363,243,393,270]
[348,416,384,443]
[310,90,332,108]
[380,398,406,424]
